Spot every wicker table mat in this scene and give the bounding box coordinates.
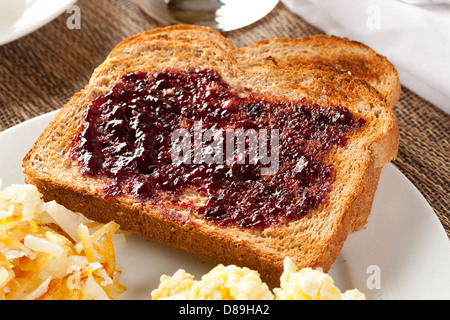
[0,0,448,237]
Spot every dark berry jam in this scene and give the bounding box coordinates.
[70,67,365,229]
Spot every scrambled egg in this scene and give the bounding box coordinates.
[152,257,365,300]
[152,264,274,300]
[0,181,125,300]
[273,257,365,300]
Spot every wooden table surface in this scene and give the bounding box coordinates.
[0,0,448,237]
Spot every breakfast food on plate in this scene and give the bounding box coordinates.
[152,256,365,300]
[0,181,125,300]
[128,25,400,108]
[22,25,399,286]
[0,178,365,301]
[153,262,274,300]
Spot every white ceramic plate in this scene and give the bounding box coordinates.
[0,0,77,46]
[1,110,449,300]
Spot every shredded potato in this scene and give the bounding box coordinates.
[0,181,126,300]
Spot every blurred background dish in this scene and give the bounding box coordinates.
[0,0,77,46]
[135,0,279,31]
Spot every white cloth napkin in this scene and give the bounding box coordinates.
[281,0,450,114]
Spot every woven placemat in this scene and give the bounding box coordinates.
[0,0,448,236]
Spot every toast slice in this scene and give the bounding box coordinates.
[22,26,398,286]
[234,35,401,108]
[129,26,400,107]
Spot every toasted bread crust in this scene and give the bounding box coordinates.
[235,35,401,108]
[22,26,399,286]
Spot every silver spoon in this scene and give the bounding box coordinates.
[135,0,279,32]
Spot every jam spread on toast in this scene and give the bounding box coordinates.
[70,68,365,229]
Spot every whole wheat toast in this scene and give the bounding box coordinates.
[22,26,399,286]
[124,26,400,107]
[234,35,401,108]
